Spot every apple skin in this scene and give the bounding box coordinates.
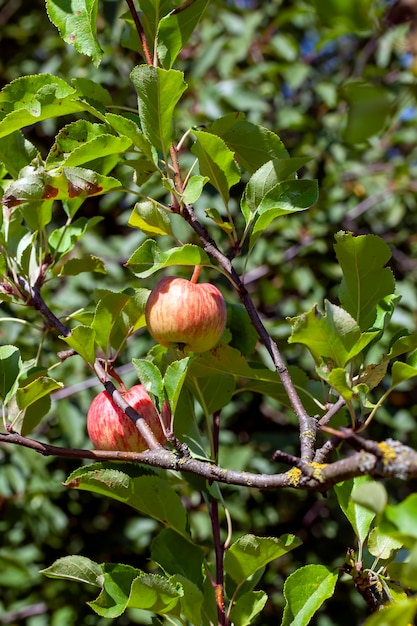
[87,384,168,452]
[145,276,227,352]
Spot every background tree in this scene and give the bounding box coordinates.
[1,1,417,625]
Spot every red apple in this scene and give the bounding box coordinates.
[145,276,227,352]
[87,384,168,452]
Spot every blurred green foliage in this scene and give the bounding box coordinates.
[2,0,417,624]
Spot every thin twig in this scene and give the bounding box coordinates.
[125,0,154,66]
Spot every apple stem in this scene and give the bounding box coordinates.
[190,264,202,283]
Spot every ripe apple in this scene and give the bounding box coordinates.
[87,384,167,452]
[145,276,227,352]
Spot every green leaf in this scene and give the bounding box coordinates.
[126,240,211,278]
[367,528,402,561]
[64,465,189,538]
[191,130,240,204]
[229,590,268,626]
[224,533,301,585]
[57,255,106,276]
[350,480,388,516]
[3,165,122,209]
[41,555,102,587]
[183,175,209,204]
[391,358,417,387]
[91,291,132,352]
[132,358,164,404]
[46,0,103,67]
[379,493,417,547]
[287,301,378,368]
[128,200,174,237]
[46,120,132,168]
[151,528,205,589]
[342,80,393,144]
[130,65,187,154]
[334,232,395,331]
[88,564,183,618]
[163,358,190,415]
[0,131,39,177]
[170,574,203,625]
[188,370,235,415]
[104,112,156,162]
[0,75,87,138]
[0,345,21,401]
[157,0,210,69]
[209,114,289,174]
[281,564,338,626]
[249,179,318,251]
[49,216,103,255]
[17,394,52,436]
[334,476,376,547]
[16,376,63,410]
[363,598,417,626]
[61,325,96,364]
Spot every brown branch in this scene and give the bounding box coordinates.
[125,0,154,66]
[2,431,417,491]
[181,204,317,461]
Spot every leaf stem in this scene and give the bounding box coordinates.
[125,0,154,66]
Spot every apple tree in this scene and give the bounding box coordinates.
[1,1,417,625]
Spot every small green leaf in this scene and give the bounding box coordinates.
[367,528,402,561]
[170,574,203,625]
[0,131,39,177]
[157,0,210,69]
[41,555,102,587]
[128,200,173,236]
[281,564,338,626]
[18,394,52,436]
[163,358,190,416]
[132,359,164,404]
[224,534,301,585]
[0,345,21,401]
[191,130,240,204]
[91,291,132,352]
[249,179,318,251]
[57,255,106,276]
[126,240,211,278]
[334,231,395,331]
[334,476,376,547]
[61,325,96,364]
[380,493,417,547]
[16,376,63,410]
[46,0,103,66]
[131,65,187,154]
[391,359,417,387]
[229,590,268,626]
[127,572,183,614]
[49,216,103,255]
[183,175,209,204]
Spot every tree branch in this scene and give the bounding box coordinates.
[2,431,417,492]
[181,204,317,461]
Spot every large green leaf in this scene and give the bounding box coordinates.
[287,301,378,368]
[64,464,189,538]
[46,0,103,66]
[0,75,88,138]
[334,232,395,331]
[224,534,301,585]
[130,65,187,154]
[281,564,338,626]
[126,240,212,278]
[157,0,210,69]
[334,476,376,547]
[209,114,289,174]
[191,130,240,205]
[342,80,393,144]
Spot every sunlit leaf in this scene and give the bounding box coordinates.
[334,476,376,546]
[281,564,338,626]
[41,555,103,586]
[126,240,212,278]
[46,0,103,66]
